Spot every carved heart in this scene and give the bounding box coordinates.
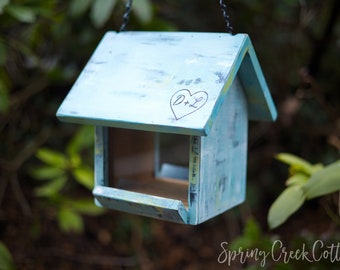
[170,89,208,120]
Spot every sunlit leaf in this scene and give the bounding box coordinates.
[285,173,308,186]
[67,125,94,155]
[303,160,340,199]
[0,0,9,14]
[132,0,153,24]
[6,5,36,23]
[30,166,64,180]
[90,0,117,28]
[57,207,84,233]
[72,166,93,190]
[69,153,81,168]
[0,241,15,270]
[36,148,68,168]
[275,153,313,176]
[69,0,92,17]
[310,163,324,174]
[34,176,67,197]
[67,199,105,215]
[268,185,305,229]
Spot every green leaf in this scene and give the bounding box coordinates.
[0,241,15,270]
[34,176,67,197]
[68,199,105,215]
[57,207,84,233]
[132,0,153,24]
[30,166,64,180]
[90,0,117,28]
[69,0,92,17]
[69,153,81,168]
[229,219,261,249]
[310,163,324,174]
[0,0,9,14]
[285,173,309,186]
[268,186,306,229]
[67,125,94,156]
[303,160,340,199]
[36,148,68,168]
[72,166,93,190]
[6,5,37,23]
[275,153,313,176]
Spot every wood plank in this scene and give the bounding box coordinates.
[93,185,188,223]
[116,175,189,208]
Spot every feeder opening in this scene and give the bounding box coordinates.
[108,127,190,207]
[155,133,189,180]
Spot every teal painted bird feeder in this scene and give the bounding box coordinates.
[57,31,277,225]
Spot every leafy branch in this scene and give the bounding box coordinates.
[30,126,105,233]
[268,153,340,229]
[69,0,153,28]
[0,241,15,270]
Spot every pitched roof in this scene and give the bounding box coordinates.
[57,31,277,136]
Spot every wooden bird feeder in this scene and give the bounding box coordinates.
[57,31,277,225]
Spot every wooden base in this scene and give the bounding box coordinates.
[116,175,189,208]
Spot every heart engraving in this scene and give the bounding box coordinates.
[170,89,208,120]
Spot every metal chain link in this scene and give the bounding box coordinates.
[219,0,234,34]
[120,0,233,33]
[119,0,134,32]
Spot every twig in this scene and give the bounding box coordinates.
[0,173,10,214]
[10,174,31,216]
[307,0,340,77]
[0,127,51,172]
[10,77,50,107]
[0,76,49,131]
[0,127,52,214]
[298,68,337,121]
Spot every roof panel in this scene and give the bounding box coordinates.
[57,31,276,135]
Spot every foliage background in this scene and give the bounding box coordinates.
[0,0,339,269]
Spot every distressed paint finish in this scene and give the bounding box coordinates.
[93,186,188,223]
[57,31,276,136]
[94,126,108,186]
[92,79,248,225]
[198,78,248,223]
[57,31,278,225]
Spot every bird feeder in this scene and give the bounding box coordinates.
[57,31,277,225]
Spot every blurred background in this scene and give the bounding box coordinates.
[0,0,339,269]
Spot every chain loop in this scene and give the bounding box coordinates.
[219,0,234,34]
[119,0,134,32]
[120,1,233,33]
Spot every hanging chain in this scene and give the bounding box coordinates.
[219,0,234,34]
[120,0,233,33]
[119,0,134,32]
